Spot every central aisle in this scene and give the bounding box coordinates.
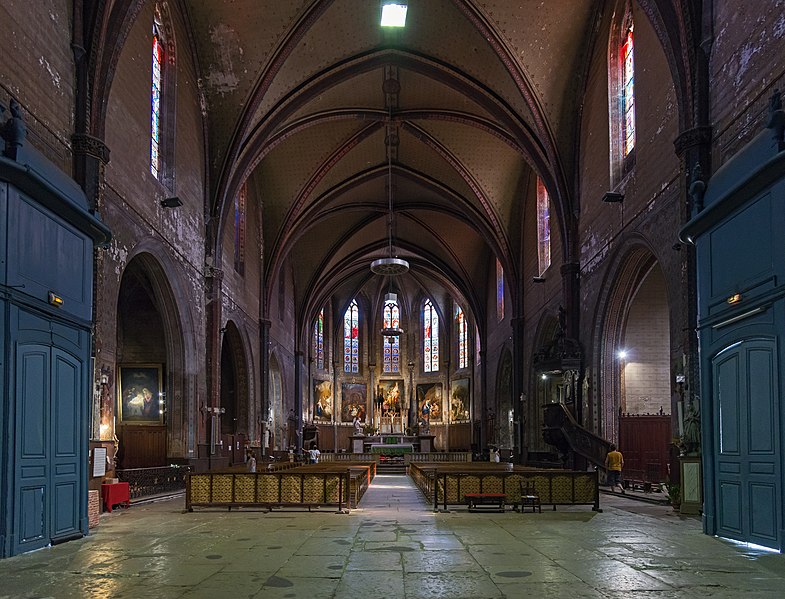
[356,474,431,515]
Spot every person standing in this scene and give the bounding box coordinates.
[308,443,321,464]
[605,444,624,494]
[246,449,257,473]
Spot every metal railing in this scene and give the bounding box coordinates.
[116,465,190,499]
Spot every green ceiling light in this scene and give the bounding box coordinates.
[381,2,407,27]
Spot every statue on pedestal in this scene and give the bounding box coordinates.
[681,401,701,455]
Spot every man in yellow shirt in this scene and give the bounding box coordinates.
[605,444,625,494]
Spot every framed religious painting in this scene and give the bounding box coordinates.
[417,382,443,423]
[450,378,470,422]
[341,383,367,423]
[376,380,404,416]
[118,364,164,424]
[313,380,333,422]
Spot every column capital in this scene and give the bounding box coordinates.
[72,133,111,164]
[673,126,712,158]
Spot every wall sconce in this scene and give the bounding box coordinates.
[100,373,109,386]
[160,196,183,208]
[602,191,624,203]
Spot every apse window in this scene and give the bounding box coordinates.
[456,304,468,369]
[381,2,407,27]
[314,308,324,370]
[383,297,401,373]
[423,299,439,373]
[344,299,360,373]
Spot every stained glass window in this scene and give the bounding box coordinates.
[456,304,467,369]
[536,178,551,275]
[314,308,324,370]
[234,182,247,275]
[150,21,163,177]
[423,299,439,372]
[496,259,504,321]
[383,297,400,373]
[621,23,636,157]
[344,299,359,373]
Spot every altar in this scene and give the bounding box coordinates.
[350,433,436,454]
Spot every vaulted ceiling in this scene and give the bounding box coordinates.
[186,0,600,329]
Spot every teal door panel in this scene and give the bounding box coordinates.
[712,338,780,548]
[14,344,50,553]
[50,349,82,540]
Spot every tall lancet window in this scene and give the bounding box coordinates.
[314,308,324,370]
[423,299,439,373]
[150,18,163,178]
[609,2,636,183]
[234,182,247,275]
[149,3,175,191]
[383,297,400,373]
[496,259,504,322]
[536,178,551,275]
[621,20,636,157]
[344,300,359,373]
[456,304,468,369]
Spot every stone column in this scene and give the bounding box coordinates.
[295,350,304,453]
[478,349,487,452]
[511,317,525,463]
[259,319,271,455]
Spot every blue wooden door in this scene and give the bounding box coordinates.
[712,338,781,549]
[13,343,84,555]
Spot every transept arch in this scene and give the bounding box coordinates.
[595,243,672,443]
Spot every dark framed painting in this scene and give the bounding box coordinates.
[313,380,333,422]
[118,364,164,424]
[341,383,367,423]
[376,380,404,416]
[450,378,470,422]
[417,382,443,423]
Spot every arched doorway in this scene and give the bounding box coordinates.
[599,251,672,483]
[115,257,171,468]
[220,321,250,464]
[495,350,513,455]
